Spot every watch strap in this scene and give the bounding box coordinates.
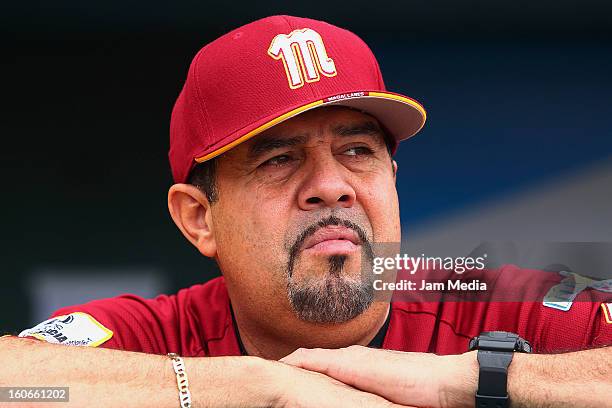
[475,350,513,408]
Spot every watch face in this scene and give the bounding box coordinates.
[488,331,518,340]
[469,331,532,353]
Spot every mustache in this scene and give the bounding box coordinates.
[287,215,374,278]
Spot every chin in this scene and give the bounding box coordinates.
[286,259,375,324]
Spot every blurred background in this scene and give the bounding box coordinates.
[2,0,611,333]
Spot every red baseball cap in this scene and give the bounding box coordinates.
[169,15,427,183]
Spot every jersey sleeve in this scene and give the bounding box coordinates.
[480,265,612,352]
[528,291,612,353]
[18,294,180,355]
[592,302,612,348]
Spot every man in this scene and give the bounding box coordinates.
[3,15,611,408]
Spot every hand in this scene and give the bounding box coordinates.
[269,360,412,408]
[280,345,478,408]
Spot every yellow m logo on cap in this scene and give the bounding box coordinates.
[268,28,337,89]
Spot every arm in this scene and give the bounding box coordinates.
[280,345,612,408]
[0,336,407,408]
[0,335,272,408]
[507,346,612,408]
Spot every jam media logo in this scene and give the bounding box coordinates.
[268,28,337,89]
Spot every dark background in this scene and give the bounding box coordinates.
[2,1,612,333]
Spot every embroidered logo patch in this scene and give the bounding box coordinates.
[542,273,587,312]
[268,28,337,89]
[602,303,612,324]
[19,312,113,347]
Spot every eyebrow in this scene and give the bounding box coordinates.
[332,121,384,138]
[247,120,385,160]
[248,134,308,159]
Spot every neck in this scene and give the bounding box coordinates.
[232,301,390,360]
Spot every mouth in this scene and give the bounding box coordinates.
[301,225,361,255]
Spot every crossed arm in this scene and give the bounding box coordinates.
[1,336,610,408]
[281,344,612,408]
[0,336,403,408]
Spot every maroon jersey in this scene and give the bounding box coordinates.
[19,267,612,356]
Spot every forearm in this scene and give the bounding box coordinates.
[447,347,612,408]
[508,346,612,408]
[0,336,278,408]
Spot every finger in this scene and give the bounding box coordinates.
[281,346,389,390]
[280,346,354,373]
[281,346,425,406]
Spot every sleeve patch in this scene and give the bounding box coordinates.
[602,303,612,324]
[19,312,113,347]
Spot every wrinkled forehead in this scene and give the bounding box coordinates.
[187,105,393,183]
[238,106,389,154]
[260,105,381,132]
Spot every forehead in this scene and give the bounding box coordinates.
[251,106,382,139]
[212,106,390,169]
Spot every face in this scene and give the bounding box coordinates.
[193,106,400,324]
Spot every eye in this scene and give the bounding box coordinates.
[261,154,293,167]
[343,146,374,156]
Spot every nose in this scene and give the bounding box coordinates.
[298,155,356,211]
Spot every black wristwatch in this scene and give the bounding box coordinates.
[468,331,532,408]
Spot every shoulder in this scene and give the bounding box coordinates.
[19,277,234,356]
[385,265,612,353]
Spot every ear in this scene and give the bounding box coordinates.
[392,160,398,181]
[167,183,217,258]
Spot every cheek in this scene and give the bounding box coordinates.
[213,186,293,284]
[360,176,401,242]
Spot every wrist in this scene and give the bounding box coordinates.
[506,352,541,408]
[186,356,281,407]
[440,351,478,408]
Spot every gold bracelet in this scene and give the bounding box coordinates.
[168,353,192,408]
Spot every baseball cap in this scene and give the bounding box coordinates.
[169,15,426,183]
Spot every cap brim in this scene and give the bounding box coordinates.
[194,91,426,163]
